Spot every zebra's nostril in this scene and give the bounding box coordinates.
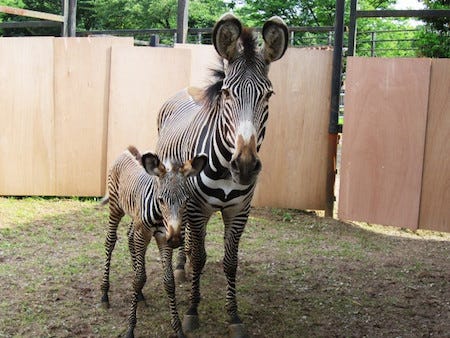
[253,159,262,173]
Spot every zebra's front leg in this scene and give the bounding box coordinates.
[223,210,249,338]
[101,209,124,308]
[127,222,146,303]
[182,219,208,333]
[155,232,185,338]
[125,226,150,338]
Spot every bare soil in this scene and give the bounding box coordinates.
[0,198,449,338]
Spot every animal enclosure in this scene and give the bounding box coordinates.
[0,37,449,232]
[0,37,333,212]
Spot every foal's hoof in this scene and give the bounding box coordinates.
[174,269,187,283]
[182,314,200,332]
[228,323,249,338]
[124,328,134,338]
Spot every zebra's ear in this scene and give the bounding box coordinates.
[181,155,208,177]
[261,16,289,63]
[212,13,242,61]
[142,152,166,177]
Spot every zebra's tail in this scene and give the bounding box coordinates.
[127,145,142,164]
[100,195,109,206]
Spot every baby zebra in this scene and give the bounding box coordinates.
[100,145,207,338]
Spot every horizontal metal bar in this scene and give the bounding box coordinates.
[356,9,450,18]
[0,20,61,29]
[0,5,64,22]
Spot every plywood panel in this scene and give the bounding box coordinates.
[0,37,55,195]
[339,57,431,229]
[419,59,450,232]
[54,37,133,196]
[253,48,333,210]
[175,44,221,88]
[107,46,191,171]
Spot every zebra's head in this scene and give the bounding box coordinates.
[142,152,207,248]
[212,13,288,186]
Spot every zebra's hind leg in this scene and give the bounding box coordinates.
[126,224,150,338]
[174,244,187,283]
[100,205,124,309]
[127,222,146,304]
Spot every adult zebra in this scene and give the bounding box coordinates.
[156,13,288,337]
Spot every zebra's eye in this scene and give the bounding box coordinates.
[265,91,274,100]
[222,88,231,99]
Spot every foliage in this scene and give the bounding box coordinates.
[413,0,450,58]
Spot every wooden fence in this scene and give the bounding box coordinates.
[0,37,333,211]
[339,57,450,232]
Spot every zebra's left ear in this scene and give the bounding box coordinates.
[181,155,208,177]
[142,152,166,177]
[261,16,289,63]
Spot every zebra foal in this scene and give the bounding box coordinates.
[100,145,206,338]
[156,13,288,337]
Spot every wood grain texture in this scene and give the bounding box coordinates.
[54,37,133,196]
[107,46,191,172]
[253,48,333,210]
[338,57,431,229]
[0,37,56,195]
[419,59,450,232]
[174,44,221,88]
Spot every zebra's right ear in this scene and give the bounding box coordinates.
[142,152,166,177]
[212,13,242,61]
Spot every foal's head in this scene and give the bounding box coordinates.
[142,152,207,248]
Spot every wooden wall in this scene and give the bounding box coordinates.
[0,37,133,196]
[339,57,450,232]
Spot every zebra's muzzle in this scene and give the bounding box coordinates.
[166,224,182,249]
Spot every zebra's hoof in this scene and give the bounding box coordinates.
[182,314,200,332]
[174,269,187,283]
[100,300,110,309]
[228,323,249,338]
[124,328,134,338]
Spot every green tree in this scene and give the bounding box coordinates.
[414,0,449,57]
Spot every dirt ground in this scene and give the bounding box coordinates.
[0,198,449,337]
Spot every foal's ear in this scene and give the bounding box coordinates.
[261,16,289,63]
[142,152,166,177]
[212,13,242,61]
[181,155,208,177]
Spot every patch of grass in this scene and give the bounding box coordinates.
[0,198,449,338]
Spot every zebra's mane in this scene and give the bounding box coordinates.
[203,28,258,107]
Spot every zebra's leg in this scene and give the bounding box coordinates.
[155,232,185,338]
[174,245,187,283]
[182,212,210,333]
[100,203,124,308]
[126,224,150,338]
[222,208,250,338]
[127,222,145,303]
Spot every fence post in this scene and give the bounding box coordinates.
[371,31,376,56]
[348,0,358,56]
[326,0,345,218]
[176,0,189,43]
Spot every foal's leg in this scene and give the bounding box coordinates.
[100,201,124,308]
[126,224,150,338]
[155,232,185,338]
[127,222,145,303]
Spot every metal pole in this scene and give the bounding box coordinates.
[176,0,189,43]
[62,0,69,37]
[325,0,345,218]
[68,0,77,37]
[348,0,358,56]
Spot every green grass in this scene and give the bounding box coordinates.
[0,197,449,338]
